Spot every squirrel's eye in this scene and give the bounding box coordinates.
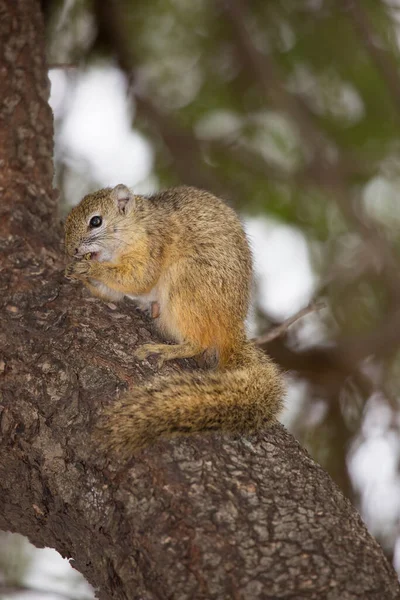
[89,215,102,228]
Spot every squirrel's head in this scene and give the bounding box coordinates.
[65,184,137,261]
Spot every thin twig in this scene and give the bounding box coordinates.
[254,301,326,346]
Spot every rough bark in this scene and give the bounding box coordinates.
[0,1,400,599]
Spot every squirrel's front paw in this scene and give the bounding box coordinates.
[65,259,91,280]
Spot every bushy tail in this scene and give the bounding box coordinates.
[98,342,284,461]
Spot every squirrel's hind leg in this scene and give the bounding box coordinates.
[134,340,202,368]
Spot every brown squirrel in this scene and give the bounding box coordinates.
[65,185,284,459]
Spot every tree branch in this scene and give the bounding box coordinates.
[1,2,399,599]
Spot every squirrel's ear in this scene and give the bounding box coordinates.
[110,184,135,215]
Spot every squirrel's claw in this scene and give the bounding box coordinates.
[134,344,164,368]
[65,259,91,280]
[65,262,79,280]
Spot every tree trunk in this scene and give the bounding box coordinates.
[0,1,399,599]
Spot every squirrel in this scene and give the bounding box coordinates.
[64,184,284,460]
